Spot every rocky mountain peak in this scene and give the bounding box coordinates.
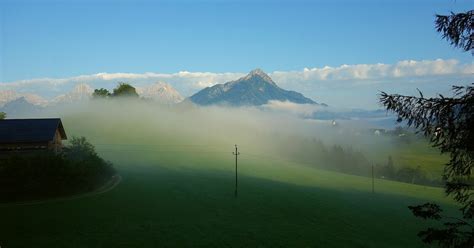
[138,82,184,104]
[243,68,274,84]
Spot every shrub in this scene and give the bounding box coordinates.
[0,137,116,203]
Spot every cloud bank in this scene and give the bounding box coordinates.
[273,59,472,82]
[1,59,472,108]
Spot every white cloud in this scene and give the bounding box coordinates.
[271,59,472,83]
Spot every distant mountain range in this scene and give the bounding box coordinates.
[0,97,42,116]
[50,83,94,105]
[189,69,321,106]
[0,73,400,128]
[1,69,317,108]
[0,81,186,118]
[0,90,47,107]
[0,82,184,107]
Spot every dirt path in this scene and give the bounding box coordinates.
[0,174,122,207]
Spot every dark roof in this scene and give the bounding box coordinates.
[0,118,67,144]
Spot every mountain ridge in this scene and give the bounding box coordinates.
[137,82,184,104]
[50,83,94,105]
[189,69,320,106]
[0,82,185,106]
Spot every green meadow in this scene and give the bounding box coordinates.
[392,140,448,179]
[0,102,455,247]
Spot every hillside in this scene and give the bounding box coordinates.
[0,107,453,248]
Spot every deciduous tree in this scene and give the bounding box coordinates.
[112,82,139,98]
[92,88,111,98]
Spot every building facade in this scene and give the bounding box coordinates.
[0,118,68,153]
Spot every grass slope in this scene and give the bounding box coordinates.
[0,107,455,247]
[0,147,455,248]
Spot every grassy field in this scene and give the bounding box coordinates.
[350,134,448,180]
[0,104,456,247]
[0,146,455,247]
[391,140,448,178]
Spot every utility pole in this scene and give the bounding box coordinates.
[233,144,240,198]
[372,164,375,194]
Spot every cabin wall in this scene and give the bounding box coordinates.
[54,129,63,147]
[0,128,64,153]
[0,142,49,151]
[49,129,63,153]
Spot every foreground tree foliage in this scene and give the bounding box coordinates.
[435,10,473,53]
[0,112,5,120]
[381,85,474,247]
[0,137,116,203]
[379,8,473,247]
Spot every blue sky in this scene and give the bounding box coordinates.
[0,0,472,109]
[1,0,472,82]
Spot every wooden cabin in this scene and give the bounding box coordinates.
[0,118,67,153]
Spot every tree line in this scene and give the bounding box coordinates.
[317,142,440,187]
[272,136,440,187]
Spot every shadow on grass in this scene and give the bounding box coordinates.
[0,164,446,248]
